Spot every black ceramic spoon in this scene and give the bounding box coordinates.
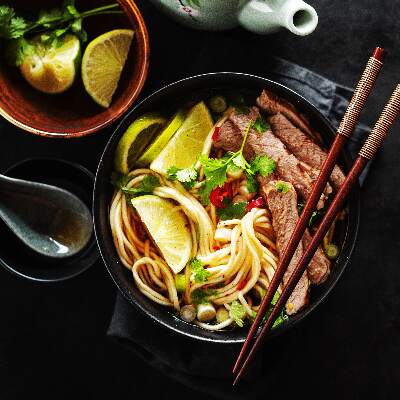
[0,174,93,258]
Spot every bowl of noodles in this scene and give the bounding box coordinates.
[93,72,360,343]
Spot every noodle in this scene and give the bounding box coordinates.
[109,167,281,330]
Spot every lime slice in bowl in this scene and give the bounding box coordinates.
[150,102,214,174]
[136,110,186,166]
[82,29,134,108]
[20,34,81,94]
[131,195,192,274]
[114,114,167,174]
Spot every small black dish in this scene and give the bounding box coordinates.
[93,72,360,343]
[0,158,98,282]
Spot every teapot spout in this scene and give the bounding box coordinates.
[238,0,318,36]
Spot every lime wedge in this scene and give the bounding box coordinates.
[114,114,167,174]
[131,195,192,274]
[150,102,213,174]
[81,29,134,107]
[20,34,80,94]
[136,110,186,166]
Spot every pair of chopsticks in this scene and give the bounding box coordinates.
[233,47,400,385]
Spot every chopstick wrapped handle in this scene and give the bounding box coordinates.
[338,55,384,138]
[359,84,400,159]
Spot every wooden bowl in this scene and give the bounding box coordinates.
[0,0,149,138]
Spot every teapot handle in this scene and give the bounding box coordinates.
[238,0,318,36]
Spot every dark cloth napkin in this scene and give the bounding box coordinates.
[107,56,372,399]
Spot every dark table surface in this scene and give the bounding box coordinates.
[1,1,399,399]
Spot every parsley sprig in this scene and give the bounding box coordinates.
[0,2,121,65]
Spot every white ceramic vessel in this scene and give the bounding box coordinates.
[149,0,318,36]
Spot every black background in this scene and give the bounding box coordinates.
[1,1,399,399]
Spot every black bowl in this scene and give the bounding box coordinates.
[93,73,360,343]
[0,158,99,282]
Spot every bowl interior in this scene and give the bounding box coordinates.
[94,73,360,343]
[0,0,149,137]
[0,158,99,282]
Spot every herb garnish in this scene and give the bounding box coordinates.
[252,116,270,133]
[275,181,290,193]
[217,201,247,221]
[246,173,258,193]
[199,120,254,204]
[191,288,217,305]
[167,166,198,189]
[250,155,276,177]
[229,300,247,327]
[189,258,210,284]
[0,2,121,65]
[111,172,160,198]
[250,291,288,329]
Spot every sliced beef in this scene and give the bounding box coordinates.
[302,229,330,284]
[215,108,327,208]
[261,181,309,315]
[268,113,345,190]
[257,89,321,143]
[259,175,331,285]
[213,119,242,154]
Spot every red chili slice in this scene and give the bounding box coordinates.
[213,245,221,251]
[237,278,248,291]
[211,127,221,141]
[210,182,233,208]
[246,196,264,212]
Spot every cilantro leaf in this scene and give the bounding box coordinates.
[0,3,121,66]
[111,171,130,189]
[246,173,258,193]
[199,155,229,205]
[252,116,270,133]
[189,258,210,283]
[0,6,28,40]
[191,288,216,305]
[199,120,254,205]
[217,201,247,221]
[250,155,276,177]
[122,175,160,197]
[167,166,198,189]
[229,300,246,327]
[232,153,247,169]
[252,290,288,329]
[275,181,290,193]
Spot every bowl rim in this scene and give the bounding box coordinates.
[0,0,150,139]
[93,72,360,343]
[0,156,99,282]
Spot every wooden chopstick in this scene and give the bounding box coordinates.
[233,84,400,385]
[232,47,385,379]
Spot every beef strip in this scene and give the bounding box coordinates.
[258,176,331,285]
[261,181,309,315]
[214,107,328,208]
[257,89,322,143]
[268,113,345,190]
[302,229,331,284]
